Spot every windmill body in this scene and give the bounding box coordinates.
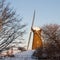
[32,27,43,49]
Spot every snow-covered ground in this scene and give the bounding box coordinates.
[1,50,38,60]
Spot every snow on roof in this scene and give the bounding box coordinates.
[33,26,40,31]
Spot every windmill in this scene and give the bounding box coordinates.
[27,11,43,50]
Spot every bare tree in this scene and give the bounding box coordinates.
[42,24,60,48]
[0,0,26,52]
[32,24,60,60]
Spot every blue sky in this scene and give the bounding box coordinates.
[7,0,60,49]
[7,0,60,26]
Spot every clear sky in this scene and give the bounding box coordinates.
[7,0,60,26]
[7,0,60,49]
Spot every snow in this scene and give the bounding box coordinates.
[1,50,37,60]
[33,27,40,31]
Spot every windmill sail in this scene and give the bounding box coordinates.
[27,11,35,50]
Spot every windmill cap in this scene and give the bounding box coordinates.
[32,26,40,31]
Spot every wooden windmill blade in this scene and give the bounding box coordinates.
[27,10,35,50]
[31,10,35,29]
